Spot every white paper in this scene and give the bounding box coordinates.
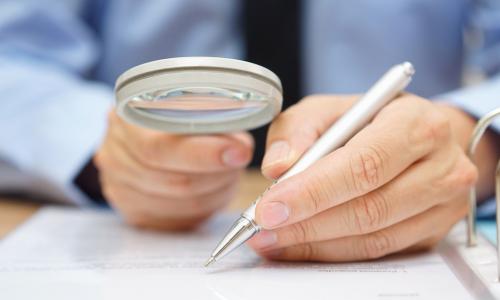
[0,207,476,300]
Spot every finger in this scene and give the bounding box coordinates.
[249,149,476,250]
[262,95,356,179]
[100,174,236,221]
[112,166,240,199]
[110,111,254,173]
[254,199,466,262]
[129,215,209,231]
[400,236,443,255]
[256,95,445,229]
[96,136,241,198]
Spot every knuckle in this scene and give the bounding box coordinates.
[298,243,316,261]
[350,191,389,234]
[434,153,479,194]
[447,155,479,190]
[290,222,308,244]
[290,221,318,244]
[456,157,479,188]
[348,145,386,194]
[416,109,451,148]
[361,231,396,259]
[394,96,450,153]
[302,175,331,213]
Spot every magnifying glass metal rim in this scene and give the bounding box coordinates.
[114,57,283,134]
[115,56,282,92]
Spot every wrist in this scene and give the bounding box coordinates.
[436,102,499,200]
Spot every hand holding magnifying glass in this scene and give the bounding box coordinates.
[94,57,281,230]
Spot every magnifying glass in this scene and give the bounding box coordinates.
[115,57,283,134]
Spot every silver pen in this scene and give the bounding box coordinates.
[205,62,415,267]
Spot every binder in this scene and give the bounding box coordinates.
[450,106,500,299]
[443,222,499,299]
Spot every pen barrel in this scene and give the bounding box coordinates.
[278,62,414,182]
[208,63,415,265]
[244,63,414,222]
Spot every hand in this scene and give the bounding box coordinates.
[247,94,481,261]
[94,111,253,230]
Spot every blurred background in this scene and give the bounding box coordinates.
[0,0,499,203]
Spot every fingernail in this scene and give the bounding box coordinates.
[260,202,289,228]
[262,140,290,170]
[251,231,277,249]
[222,147,248,167]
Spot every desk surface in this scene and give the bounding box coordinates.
[0,170,270,240]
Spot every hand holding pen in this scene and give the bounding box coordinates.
[207,62,487,264]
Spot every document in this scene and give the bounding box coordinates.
[0,207,478,299]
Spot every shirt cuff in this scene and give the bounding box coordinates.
[436,75,500,133]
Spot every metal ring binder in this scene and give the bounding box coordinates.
[466,107,500,280]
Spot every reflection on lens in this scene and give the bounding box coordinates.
[128,87,269,123]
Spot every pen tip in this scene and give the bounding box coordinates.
[204,257,216,267]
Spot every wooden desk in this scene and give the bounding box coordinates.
[0,170,270,239]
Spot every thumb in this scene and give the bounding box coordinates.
[262,95,356,179]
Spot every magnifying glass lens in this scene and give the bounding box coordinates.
[115,57,283,133]
[128,87,269,123]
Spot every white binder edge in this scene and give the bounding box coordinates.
[440,223,498,299]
